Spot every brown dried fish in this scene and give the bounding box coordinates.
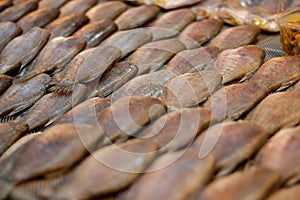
[0,0,11,12]
[161,70,222,108]
[0,0,38,22]
[115,5,160,30]
[267,185,300,200]
[0,22,22,52]
[100,28,152,58]
[17,7,59,33]
[179,18,223,49]
[166,45,220,75]
[45,13,89,39]
[73,19,117,49]
[246,90,300,134]
[0,74,12,94]
[38,0,68,9]
[0,27,49,74]
[59,0,97,17]
[0,74,50,116]
[86,1,127,22]
[212,24,261,50]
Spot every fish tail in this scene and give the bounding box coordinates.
[0,180,14,199]
[49,81,75,94]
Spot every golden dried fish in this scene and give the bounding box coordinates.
[50,46,121,94]
[267,185,300,200]
[246,90,300,134]
[128,38,186,75]
[0,0,38,22]
[73,19,117,49]
[134,0,202,9]
[119,150,215,200]
[148,8,196,41]
[166,45,220,75]
[203,82,268,121]
[0,74,12,94]
[38,0,68,8]
[89,62,138,98]
[0,22,22,52]
[249,56,300,92]
[0,27,49,74]
[45,13,89,39]
[59,0,97,17]
[0,0,11,12]
[212,45,265,83]
[179,18,223,49]
[0,74,50,116]
[212,24,261,50]
[197,167,280,200]
[86,1,127,22]
[115,5,160,30]
[17,7,59,33]
[19,84,87,130]
[100,28,152,58]
[161,70,222,108]
[0,124,102,199]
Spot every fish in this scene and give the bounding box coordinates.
[197,167,280,200]
[19,84,87,131]
[166,45,221,75]
[0,123,103,199]
[118,150,215,200]
[0,121,28,156]
[18,36,87,82]
[73,19,117,49]
[115,5,160,31]
[249,56,300,92]
[58,0,97,17]
[89,62,138,98]
[246,90,300,135]
[0,22,22,52]
[50,45,121,94]
[128,38,186,75]
[38,0,69,8]
[45,13,89,39]
[0,74,51,116]
[203,81,268,121]
[17,7,59,33]
[134,0,202,9]
[147,8,196,41]
[0,74,12,94]
[0,27,50,74]
[86,1,128,23]
[0,0,12,12]
[266,184,300,200]
[179,18,223,49]
[0,0,38,22]
[191,0,222,20]
[100,28,152,58]
[161,70,222,109]
[212,24,261,50]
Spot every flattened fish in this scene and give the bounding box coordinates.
[161,70,222,108]
[267,185,300,200]
[86,1,127,22]
[0,74,50,116]
[166,45,220,75]
[17,7,59,33]
[179,18,223,49]
[128,38,186,75]
[212,24,261,50]
[0,27,49,74]
[0,22,22,52]
[212,45,265,83]
[73,19,117,49]
[0,74,12,94]
[0,0,11,12]
[45,13,89,39]
[100,28,152,57]
[38,0,68,9]
[59,0,97,17]
[115,5,160,30]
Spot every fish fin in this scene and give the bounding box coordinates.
[48,81,74,94]
[0,180,14,199]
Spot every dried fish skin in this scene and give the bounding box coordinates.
[0,22,22,52]
[0,74,12,94]
[267,185,300,200]
[38,0,68,8]
[0,0,12,12]
[0,27,50,74]
[58,0,97,18]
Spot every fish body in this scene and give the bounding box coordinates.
[0,22,22,52]
[59,0,97,17]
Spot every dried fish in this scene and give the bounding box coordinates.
[17,7,59,33]
[134,0,202,9]
[38,0,68,9]
[161,70,222,108]
[73,19,117,49]
[59,0,97,17]
[0,0,11,12]
[179,18,223,49]
[0,22,22,52]
[267,185,300,200]
[212,24,261,50]
[128,38,186,75]
[115,5,160,30]
[86,1,127,22]
[50,46,121,94]
[0,74,12,94]
[45,13,89,39]
[100,28,152,58]
[0,74,50,116]
[0,27,49,74]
